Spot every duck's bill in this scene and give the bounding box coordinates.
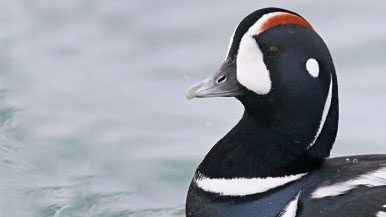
[186,60,244,99]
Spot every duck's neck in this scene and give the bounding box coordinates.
[197,111,322,179]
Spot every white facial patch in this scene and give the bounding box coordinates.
[307,74,333,149]
[234,12,314,95]
[194,172,306,196]
[236,33,271,94]
[311,167,386,199]
[306,58,320,77]
[236,12,286,95]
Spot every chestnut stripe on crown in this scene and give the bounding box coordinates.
[258,12,314,34]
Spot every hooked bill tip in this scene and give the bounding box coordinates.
[185,89,197,100]
[186,82,203,100]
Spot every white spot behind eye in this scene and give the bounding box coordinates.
[306,58,320,77]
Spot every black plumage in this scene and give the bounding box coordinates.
[185,7,386,217]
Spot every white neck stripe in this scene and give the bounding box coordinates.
[194,173,306,196]
[307,74,333,149]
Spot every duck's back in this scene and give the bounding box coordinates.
[187,155,386,217]
[299,155,386,217]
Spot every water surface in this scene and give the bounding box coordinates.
[0,0,386,216]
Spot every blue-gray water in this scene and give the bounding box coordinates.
[0,0,385,216]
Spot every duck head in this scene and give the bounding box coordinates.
[187,7,339,161]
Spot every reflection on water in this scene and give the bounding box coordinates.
[0,0,385,216]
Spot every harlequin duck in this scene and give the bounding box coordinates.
[185,7,386,217]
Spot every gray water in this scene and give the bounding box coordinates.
[0,0,385,216]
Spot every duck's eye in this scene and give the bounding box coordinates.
[265,46,279,58]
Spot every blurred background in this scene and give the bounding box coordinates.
[0,0,385,216]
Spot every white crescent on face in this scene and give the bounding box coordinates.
[235,12,281,95]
